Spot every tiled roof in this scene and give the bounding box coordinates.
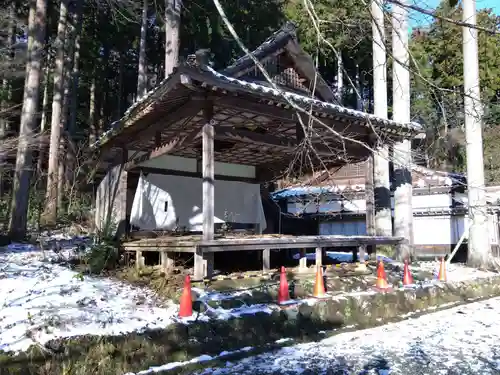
[89,72,179,149]
[202,65,423,134]
[270,166,465,200]
[222,21,297,77]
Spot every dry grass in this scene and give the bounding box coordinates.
[112,265,188,302]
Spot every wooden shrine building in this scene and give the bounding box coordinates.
[92,22,422,279]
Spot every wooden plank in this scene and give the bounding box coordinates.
[262,248,270,271]
[133,166,257,183]
[199,240,402,252]
[123,245,196,253]
[201,234,404,247]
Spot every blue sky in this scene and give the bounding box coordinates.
[409,0,499,27]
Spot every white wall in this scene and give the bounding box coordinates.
[318,213,499,246]
[127,151,256,179]
[319,221,366,236]
[130,173,266,232]
[94,165,125,233]
[413,216,460,245]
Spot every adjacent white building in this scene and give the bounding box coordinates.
[271,164,500,258]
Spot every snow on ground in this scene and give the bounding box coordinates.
[195,296,500,375]
[0,241,179,354]
[411,261,497,282]
[0,239,278,354]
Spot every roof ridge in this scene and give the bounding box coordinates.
[222,21,298,77]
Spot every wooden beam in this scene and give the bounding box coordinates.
[214,127,339,157]
[216,96,295,122]
[124,137,185,170]
[123,114,201,171]
[155,131,162,147]
[134,166,257,183]
[215,127,296,149]
[115,100,202,150]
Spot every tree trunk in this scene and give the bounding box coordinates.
[58,3,79,212]
[8,0,47,238]
[164,0,182,76]
[336,52,343,105]
[371,0,392,237]
[116,53,124,119]
[137,0,148,99]
[392,0,414,261]
[58,48,73,212]
[42,0,69,226]
[65,0,83,210]
[0,2,18,198]
[88,78,97,144]
[355,64,364,111]
[463,0,490,267]
[36,60,51,179]
[69,0,82,135]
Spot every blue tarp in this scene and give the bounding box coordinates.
[270,186,338,200]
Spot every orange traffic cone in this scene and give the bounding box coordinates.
[179,275,193,317]
[277,266,290,304]
[402,260,413,286]
[313,266,326,298]
[437,257,447,282]
[375,260,389,290]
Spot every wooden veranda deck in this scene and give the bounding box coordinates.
[122,234,405,279]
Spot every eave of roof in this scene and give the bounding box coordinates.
[197,66,423,134]
[91,62,423,151]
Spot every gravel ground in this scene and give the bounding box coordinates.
[195,297,500,375]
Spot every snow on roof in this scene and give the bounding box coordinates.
[271,166,465,200]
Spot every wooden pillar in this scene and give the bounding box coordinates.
[359,245,366,264]
[356,245,367,271]
[116,147,129,238]
[135,250,145,269]
[262,248,270,272]
[315,247,323,268]
[195,100,215,279]
[160,251,175,272]
[299,248,307,272]
[365,142,376,259]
